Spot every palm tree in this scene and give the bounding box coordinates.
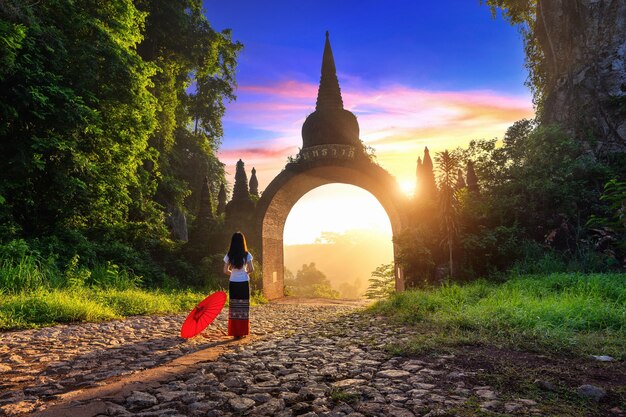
[435,150,459,278]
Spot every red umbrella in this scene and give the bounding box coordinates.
[180,291,227,339]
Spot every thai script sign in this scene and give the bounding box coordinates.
[299,144,356,161]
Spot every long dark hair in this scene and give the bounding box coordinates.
[227,232,248,269]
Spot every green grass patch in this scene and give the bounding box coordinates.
[0,250,265,330]
[370,273,626,358]
[0,288,204,330]
[329,387,360,404]
[0,285,271,330]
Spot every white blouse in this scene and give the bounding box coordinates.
[224,253,253,282]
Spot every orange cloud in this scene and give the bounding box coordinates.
[220,80,534,189]
[220,146,297,160]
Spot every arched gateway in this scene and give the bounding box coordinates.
[255,33,409,299]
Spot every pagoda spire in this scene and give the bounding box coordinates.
[416,157,423,178]
[249,167,259,197]
[225,159,255,232]
[232,159,251,201]
[316,31,344,111]
[301,32,360,149]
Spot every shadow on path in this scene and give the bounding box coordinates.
[31,335,256,417]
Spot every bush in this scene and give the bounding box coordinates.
[365,263,395,299]
[0,240,59,293]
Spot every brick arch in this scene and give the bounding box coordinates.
[255,159,409,300]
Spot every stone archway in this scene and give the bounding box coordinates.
[251,32,410,299]
[255,156,408,300]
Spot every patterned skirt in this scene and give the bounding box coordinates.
[228,281,250,336]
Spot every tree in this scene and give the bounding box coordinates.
[249,167,259,197]
[0,0,159,236]
[466,161,479,193]
[435,150,460,278]
[449,118,622,274]
[588,179,626,261]
[365,263,395,299]
[134,0,241,222]
[418,147,438,200]
[338,278,364,299]
[394,226,436,286]
[0,0,242,285]
[217,183,227,215]
[455,169,466,190]
[287,263,340,299]
[296,262,329,287]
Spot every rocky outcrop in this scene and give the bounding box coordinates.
[165,205,188,241]
[536,0,626,153]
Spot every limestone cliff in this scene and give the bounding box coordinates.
[536,0,626,153]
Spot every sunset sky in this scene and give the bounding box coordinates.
[203,0,535,246]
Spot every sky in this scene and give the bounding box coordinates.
[202,0,535,246]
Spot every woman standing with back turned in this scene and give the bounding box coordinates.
[223,232,253,338]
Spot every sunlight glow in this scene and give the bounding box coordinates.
[399,179,415,197]
[283,184,392,246]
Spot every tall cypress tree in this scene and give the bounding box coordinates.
[217,183,227,215]
[415,157,423,198]
[421,147,438,200]
[197,177,214,221]
[466,160,479,193]
[456,169,466,190]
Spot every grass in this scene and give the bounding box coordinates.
[370,273,626,359]
[0,252,267,330]
[0,288,208,330]
[0,287,270,330]
[329,387,361,404]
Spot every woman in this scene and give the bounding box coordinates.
[223,232,254,338]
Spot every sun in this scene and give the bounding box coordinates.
[283,184,392,245]
[398,179,415,197]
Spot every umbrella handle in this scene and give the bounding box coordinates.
[199,323,228,339]
[214,323,228,336]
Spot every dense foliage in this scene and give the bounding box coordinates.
[400,120,625,286]
[454,121,624,274]
[0,1,241,287]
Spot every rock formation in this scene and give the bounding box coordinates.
[535,1,626,153]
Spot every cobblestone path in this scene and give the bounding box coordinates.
[1,301,557,416]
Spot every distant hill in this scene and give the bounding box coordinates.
[284,229,394,298]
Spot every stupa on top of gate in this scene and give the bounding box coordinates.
[298,31,364,162]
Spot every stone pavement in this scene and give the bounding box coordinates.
[1,301,547,416]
